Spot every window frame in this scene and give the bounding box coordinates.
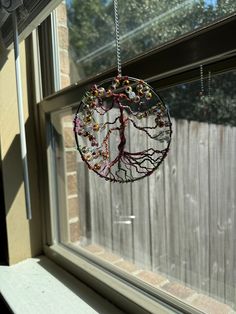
[37,12,236,314]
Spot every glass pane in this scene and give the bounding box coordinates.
[49,69,236,313]
[56,0,236,87]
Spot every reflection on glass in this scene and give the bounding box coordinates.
[161,70,236,126]
[50,70,236,313]
[65,0,236,82]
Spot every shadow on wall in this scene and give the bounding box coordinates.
[0,38,43,265]
[0,31,10,266]
[1,117,43,264]
[0,142,8,265]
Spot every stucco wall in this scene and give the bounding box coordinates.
[0,41,42,265]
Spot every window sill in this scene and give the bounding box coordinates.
[44,243,204,314]
[0,255,124,314]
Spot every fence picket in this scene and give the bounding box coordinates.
[78,118,236,306]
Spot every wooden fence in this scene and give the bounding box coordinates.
[77,118,236,307]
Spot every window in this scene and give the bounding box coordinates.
[38,1,236,313]
[58,0,236,85]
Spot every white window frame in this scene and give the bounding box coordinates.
[36,9,236,314]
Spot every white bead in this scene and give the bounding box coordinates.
[129,92,136,99]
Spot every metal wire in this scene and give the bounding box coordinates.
[113,0,122,76]
[74,76,172,183]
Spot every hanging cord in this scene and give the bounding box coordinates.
[113,0,122,77]
[12,11,32,220]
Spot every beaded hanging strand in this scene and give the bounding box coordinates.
[200,64,204,99]
[200,65,212,100]
[208,70,211,99]
[113,0,122,76]
[73,0,172,183]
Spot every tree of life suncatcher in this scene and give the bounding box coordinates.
[74,76,172,183]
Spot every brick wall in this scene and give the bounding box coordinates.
[55,2,80,243]
[84,244,236,314]
[56,1,71,89]
[62,115,80,243]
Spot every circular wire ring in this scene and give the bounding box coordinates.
[74,76,172,183]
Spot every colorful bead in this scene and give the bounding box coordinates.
[102,152,109,159]
[158,120,165,128]
[91,141,97,146]
[84,116,92,123]
[94,163,101,170]
[84,153,92,161]
[136,84,143,91]
[96,88,104,97]
[113,78,120,86]
[82,146,88,153]
[93,123,100,131]
[145,92,152,100]
[129,91,136,99]
[123,79,129,85]
[138,91,144,96]
[84,104,90,109]
[92,89,99,97]
[125,86,132,93]
[134,95,140,103]
[143,85,150,93]
[137,114,143,120]
[143,112,148,117]
[106,89,113,97]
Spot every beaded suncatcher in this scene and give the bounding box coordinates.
[73,0,172,183]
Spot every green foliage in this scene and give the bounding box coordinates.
[66,0,236,126]
[160,71,236,126]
